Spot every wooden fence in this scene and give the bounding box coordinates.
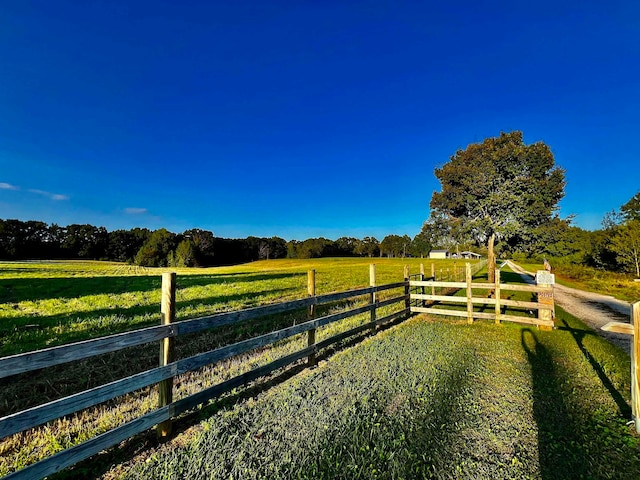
[408,263,555,328]
[0,268,409,480]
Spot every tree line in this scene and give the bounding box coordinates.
[0,220,434,267]
[3,133,636,275]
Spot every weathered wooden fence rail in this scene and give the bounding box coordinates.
[409,263,555,328]
[0,269,409,480]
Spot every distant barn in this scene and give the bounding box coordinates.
[459,251,481,259]
[428,249,449,259]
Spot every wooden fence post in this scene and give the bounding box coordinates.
[307,270,316,366]
[466,262,473,324]
[431,263,436,296]
[404,265,410,311]
[420,263,426,307]
[157,272,176,440]
[495,268,501,324]
[536,270,554,330]
[370,264,377,332]
[633,302,640,433]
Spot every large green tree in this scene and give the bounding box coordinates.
[430,131,565,282]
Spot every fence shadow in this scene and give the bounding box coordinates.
[557,318,631,417]
[521,329,588,479]
[54,311,410,480]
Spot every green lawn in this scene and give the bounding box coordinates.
[0,258,458,357]
[120,311,640,480]
[0,258,454,477]
[1,259,639,479]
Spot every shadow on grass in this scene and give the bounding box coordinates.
[288,347,470,478]
[1,286,301,353]
[0,287,307,415]
[0,272,304,303]
[558,317,631,418]
[521,329,588,479]
[50,312,412,480]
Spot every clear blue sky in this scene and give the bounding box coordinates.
[1,1,638,240]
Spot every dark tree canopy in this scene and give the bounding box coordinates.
[429,131,566,281]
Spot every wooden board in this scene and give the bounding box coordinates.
[601,322,634,335]
[0,324,173,380]
[1,281,408,379]
[410,307,553,327]
[2,295,408,438]
[409,294,551,310]
[4,406,171,480]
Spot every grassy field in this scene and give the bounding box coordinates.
[2,258,639,479]
[516,260,640,303]
[0,258,452,477]
[0,258,457,356]
[120,310,640,480]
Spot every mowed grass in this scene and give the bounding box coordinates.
[0,258,451,477]
[3,259,640,479]
[0,258,447,356]
[120,311,640,480]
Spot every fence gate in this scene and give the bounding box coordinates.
[408,261,554,328]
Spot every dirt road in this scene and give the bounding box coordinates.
[506,261,632,354]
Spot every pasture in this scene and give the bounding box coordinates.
[1,259,639,479]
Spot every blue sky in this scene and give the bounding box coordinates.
[1,1,638,240]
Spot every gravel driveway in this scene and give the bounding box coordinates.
[506,261,632,354]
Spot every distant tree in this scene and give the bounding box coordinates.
[134,228,177,267]
[170,239,198,267]
[610,220,640,277]
[419,211,463,251]
[184,228,215,265]
[335,237,359,256]
[0,219,53,258]
[354,236,379,257]
[514,216,591,264]
[107,228,150,263]
[602,209,624,230]
[380,235,411,257]
[296,238,334,259]
[410,232,431,258]
[258,241,270,260]
[61,224,108,259]
[267,237,287,259]
[380,235,395,257]
[286,240,299,258]
[430,131,565,282]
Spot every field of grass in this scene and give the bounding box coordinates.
[0,258,454,357]
[119,310,640,479]
[515,260,640,303]
[0,258,455,477]
[2,258,639,479]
